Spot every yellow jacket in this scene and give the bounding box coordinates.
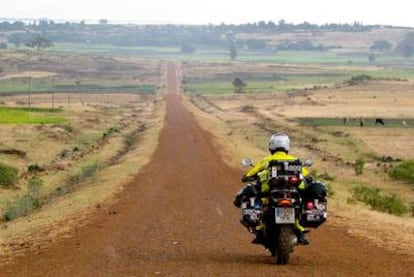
[244,151,309,192]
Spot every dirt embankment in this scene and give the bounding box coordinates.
[1,63,413,276]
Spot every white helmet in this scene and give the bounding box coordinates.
[269,133,290,152]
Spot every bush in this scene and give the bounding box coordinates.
[28,164,45,173]
[70,162,100,183]
[3,195,38,221]
[345,74,372,86]
[351,185,408,216]
[27,176,43,197]
[354,158,365,175]
[0,162,18,188]
[410,202,414,217]
[240,105,255,112]
[63,124,73,133]
[3,177,44,221]
[389,160,414,185]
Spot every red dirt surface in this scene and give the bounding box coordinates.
[1,63,413,276]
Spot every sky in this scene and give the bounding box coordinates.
[1,0,413,27]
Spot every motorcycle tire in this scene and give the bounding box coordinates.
[276,225,293,265]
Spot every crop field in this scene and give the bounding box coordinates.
[0,50,160,94]
[0,107,65,124]
[180,58,414,96]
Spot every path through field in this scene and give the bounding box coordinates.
[2,63,413,276]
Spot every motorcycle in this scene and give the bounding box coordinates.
[236,157,327,265]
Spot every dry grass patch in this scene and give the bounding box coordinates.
[184,79,414,255]
[0,92,165,261]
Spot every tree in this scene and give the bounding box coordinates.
[394,32,414,58]
[232,77,246,93]
[180,43,195,54]
[26,36,54,50]
[246,39,268,50]
[403,45,414,58]
[229,43,237,61]
[370,40,392,51]
[368,53,376,63]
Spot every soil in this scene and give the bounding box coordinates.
[1,63,413,276]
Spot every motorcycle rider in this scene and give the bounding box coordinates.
[235,132,310,245]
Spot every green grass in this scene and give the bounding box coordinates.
[389,160,414,185]
[185,79,332,95]
[351,184,409,216]
[184,65,414,95]
[27,42,414,68]
[0,163,18,188]
[0,77,156,94]
[0,107,66,124]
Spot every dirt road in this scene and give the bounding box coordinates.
[2,63,413,276]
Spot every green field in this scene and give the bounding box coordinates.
[0,107,66,124]
[50,43,414,65]
[0,78,157,94]
[298,117,414,127]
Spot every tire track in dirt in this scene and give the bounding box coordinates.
[1,63,413,276]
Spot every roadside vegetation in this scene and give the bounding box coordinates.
[0,162,18,188]
[0,46,162,225]
[350,184,409,216]
[389,160,414,185]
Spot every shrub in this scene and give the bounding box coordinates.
[28,164,45,173]
[70,162,100,183]
[345,74,372,86]
[354,158,365,175]
[317,171,336,181]
[27,176,43,198]
[3,195,37,221]
[326,183,334,198]
[351,184,408,216]
[0,163,18,188]
[410,202,414,217]
[240,105,255,112]
[3,177,44,221]
[389,160,414,185]
[63,124,73,133]
[103,126,121,138]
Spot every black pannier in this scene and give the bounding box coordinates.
[304,180,327,200]
[301,181,328,228]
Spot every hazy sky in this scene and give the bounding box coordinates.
[1,0,413,27]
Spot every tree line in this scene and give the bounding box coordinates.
[1,19,414,58]
[0,19,376,48]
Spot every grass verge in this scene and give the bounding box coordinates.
[350,184,409,216]
[389,160,414,185]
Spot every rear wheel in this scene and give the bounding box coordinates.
[276,225,293,265]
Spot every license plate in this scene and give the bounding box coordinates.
[275,208,295,224]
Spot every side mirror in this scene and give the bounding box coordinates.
[242,158,253,167]
[303,158,313,167]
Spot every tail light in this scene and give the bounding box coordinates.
[278,199,292,206]
[306,201,315,210]
[289,176,300,184]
